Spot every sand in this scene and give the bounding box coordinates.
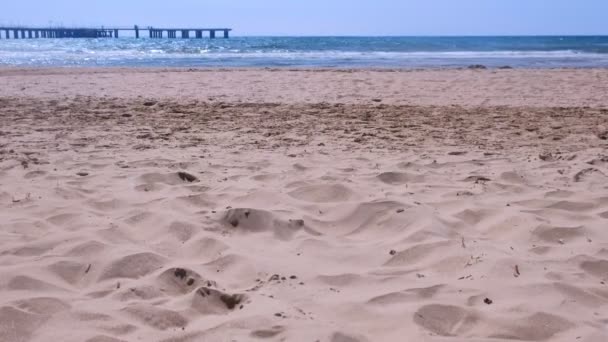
[1,68,608,342]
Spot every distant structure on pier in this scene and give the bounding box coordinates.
[0,25,231,39]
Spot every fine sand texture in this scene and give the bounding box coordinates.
[1,68,608,342]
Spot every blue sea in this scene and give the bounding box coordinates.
[1,36,608,68]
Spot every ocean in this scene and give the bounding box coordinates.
[1,36,608,68]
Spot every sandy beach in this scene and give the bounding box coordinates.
[1,68,608,342]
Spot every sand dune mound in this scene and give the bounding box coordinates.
[413,304,478,337]
[454,208,498,225]
[222,208,313,239]
[330,332,370,342]
[532,224,586,244]
[376,171,425,184]
[310,200,410,236]
[65,240,107,257]
[315,273,364,287]
[368,285,444,305]
[48,260,90,285]
[86,336,128,342]
[6,275,66,292]
[156,267,209,295]
[115,284,164,302]
[497,312,574,341]
[137,172,199,186]
[181,237,230,259]
[0,306,47,342]
[122,304,188,330]
[99,252,167,280]
[167,221,197,243]
[385,241,456,267]
[191,287,246,315]
[547,200,596,212]
[202,254,260,281]
[288,184,354,203]
[250,326,285,339]
[414,305,573,340]
[580,259,608,278]
[14,297,71,316]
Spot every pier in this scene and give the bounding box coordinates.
[0,25,231,39]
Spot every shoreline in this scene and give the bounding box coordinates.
[2,67,608,107]
[3,65,608,72]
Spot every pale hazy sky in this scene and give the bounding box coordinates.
[1,0,607,36]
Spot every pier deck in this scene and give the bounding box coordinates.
[0,25,231,39]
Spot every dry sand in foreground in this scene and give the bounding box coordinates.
[1,68,608,342]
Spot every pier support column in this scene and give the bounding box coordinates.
[35,30,39,38]
[14,30,19,39]
[210,30,216,39]
[135,25,139,38]
[28,30,32,38]
[4,30,8,39]
[114,29,119,38]
[224,30,229,38]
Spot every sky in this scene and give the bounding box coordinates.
[0,0,607,36]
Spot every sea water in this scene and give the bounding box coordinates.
[1,36,607,68]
